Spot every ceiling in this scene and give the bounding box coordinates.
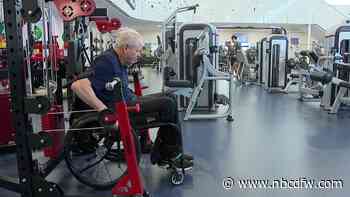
[95,0,327,40]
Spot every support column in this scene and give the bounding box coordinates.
[307,23,312,50]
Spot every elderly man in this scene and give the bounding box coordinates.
[71,27,193,170]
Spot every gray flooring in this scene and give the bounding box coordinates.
[1,68,350,197]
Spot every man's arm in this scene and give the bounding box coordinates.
[71,78,107,111]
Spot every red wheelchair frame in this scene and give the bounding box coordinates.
[102,78,148,196]
[131,67,153,150]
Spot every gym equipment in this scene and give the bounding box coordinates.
[321,22,350,113]
[217,45,230,73]
[0,1,126,196]
[53,0,96,22]
[216,26,287,85]
[0,0,187,196]
[163,29,234,121]
[283,22,350,115]
[328,62,350,114]
[89,14,122,59]
[302,67,350,114]
[284,51,325,101]
[41,105,64,159]
[260,34,289,92]
[241,47,258,83]
[178,23,217,110]
[90,16,122,33]
[0,1,63,196]
[0,48,14,147]
[30,38,64,89]
[258,37,269,85]
[0,91,15,147]
[160,4,199,72]
[22,0,42,23]
[256,41,263,82]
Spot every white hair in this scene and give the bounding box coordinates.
[112,27,144,49]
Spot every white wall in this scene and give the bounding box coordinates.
[333,5,350,18]
[217,29,272,46]
[109,0,348,30]
[139,31,161,45]
[138,30,161,52]
[110,0,198,21]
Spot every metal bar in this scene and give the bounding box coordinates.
[0,176,23,193]
[216,26,287,35]
[3,0,35,196]
[82,43,92,66]
[90,31,94,60]
[339,97,350,105]
[307,23,312,50]
[41,127,105,133]
[41,0,51,102]
[164,4,199,24]
[25,39,33,95]
[300,87,320,95]
[63,21,74,110]
[329,87,347,114]
[125,0,136,10]
[335,62,350,67]
[205,77,231,80]
[47,2,55,85]
[47,109,97,115]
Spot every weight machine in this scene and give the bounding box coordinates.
[160,4,199,73]
[217,26,287,85]
[0,1,151,196]
[322,23,350,113]
[163,27,234,121]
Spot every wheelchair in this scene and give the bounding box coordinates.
[64,107,189,190]
[64,111,141,190]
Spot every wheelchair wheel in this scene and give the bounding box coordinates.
[169,171,184,185]
[64,113,141,190]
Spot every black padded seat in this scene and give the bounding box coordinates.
[309,71,333,84]
[290,73,299,78]
[335,63,350,72]
[163,66,193,88]
[165,80,193,88]
[339,82,350,89]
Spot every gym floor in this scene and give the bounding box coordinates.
[1,68,350,197]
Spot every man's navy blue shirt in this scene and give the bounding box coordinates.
[88,48,136,107]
